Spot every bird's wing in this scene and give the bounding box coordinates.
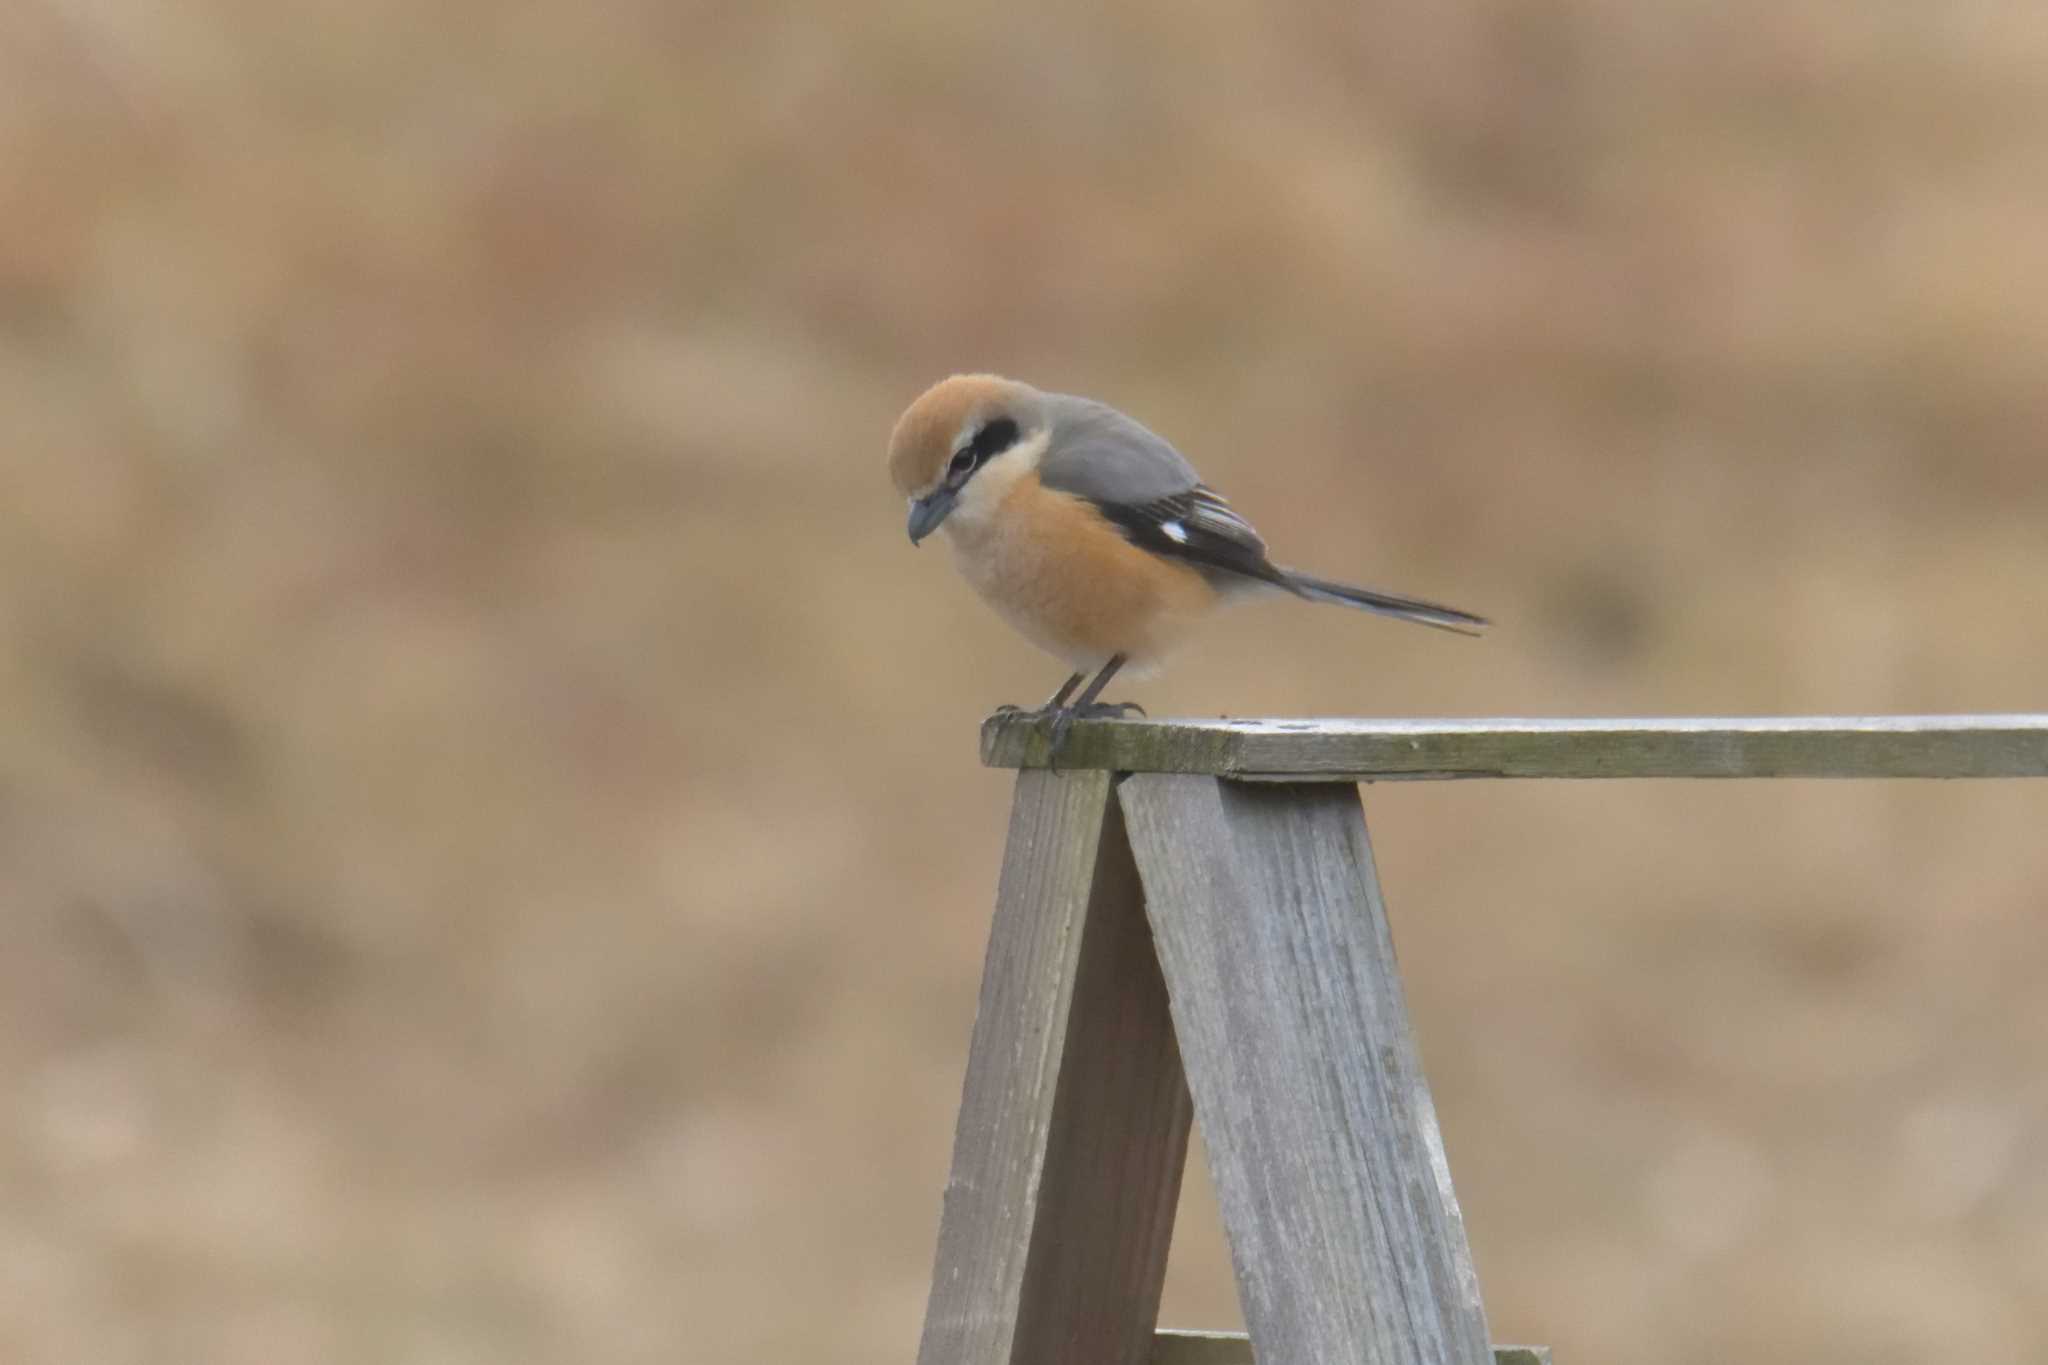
[1039,396,1199,503]
[1038,395,1286,588]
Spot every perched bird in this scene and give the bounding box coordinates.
[887,374,1485,754]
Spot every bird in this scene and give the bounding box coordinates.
[886,374,1486,757]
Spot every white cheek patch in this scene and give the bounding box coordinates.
[1160,521,1189,544]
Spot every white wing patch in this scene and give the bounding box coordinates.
[1086,481,1280,586]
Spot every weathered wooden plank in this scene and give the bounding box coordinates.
[1120,775,1493,1365]
[982,713,2048,779]
[1149,1332,1552,1365]
[918,769,1195,1365]
[1148,1329,1255,1365]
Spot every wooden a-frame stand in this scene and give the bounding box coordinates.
[915,764,1526,1365]
[917,711,2048,1364]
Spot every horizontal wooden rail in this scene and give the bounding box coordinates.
[981,713,2048,780]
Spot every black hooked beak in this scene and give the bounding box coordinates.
[907,487,959,545]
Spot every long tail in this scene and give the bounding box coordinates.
[1280,569,1489,637]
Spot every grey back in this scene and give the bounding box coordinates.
[1038,395,1201,507]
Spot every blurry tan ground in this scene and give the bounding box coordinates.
[3,3,2047,1362]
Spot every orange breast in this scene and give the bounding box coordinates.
[948,472,1217,671]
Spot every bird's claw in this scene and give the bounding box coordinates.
[1041,699,1144,769]
[1043,707,1077,767]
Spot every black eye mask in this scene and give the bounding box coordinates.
[947,416,1021,486]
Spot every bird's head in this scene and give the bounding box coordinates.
[887,374,1047,544]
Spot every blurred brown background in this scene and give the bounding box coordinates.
[4,2,2048,1362]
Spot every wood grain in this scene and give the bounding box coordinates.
[917,769,1194,1365]
[1149,1332,1551,1365]
[1120,775,1493,1365]
[983,713,2048,779]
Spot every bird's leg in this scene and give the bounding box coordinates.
[1043,671,1086,710]
[1044,655,1137,763]
[993,671,1085,720]
[1067,655,1140,716]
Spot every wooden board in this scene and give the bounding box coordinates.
[1150,1332,1552,1365]
[917,769,1195,1365]
[982,713,2048,780]
[1119,775,1493,1365]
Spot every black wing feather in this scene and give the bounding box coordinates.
[1088,483,1490,635]
[1089,485,1290,589]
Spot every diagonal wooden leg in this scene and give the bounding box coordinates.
[917,769,1195,1365]
[1119,775,1493,1365]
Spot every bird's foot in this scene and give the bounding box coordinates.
[1074,700,1145,720]
[1043,707,1079,767]
[1042,699,1145,768]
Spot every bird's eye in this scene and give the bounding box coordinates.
[947,416,1019,484]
